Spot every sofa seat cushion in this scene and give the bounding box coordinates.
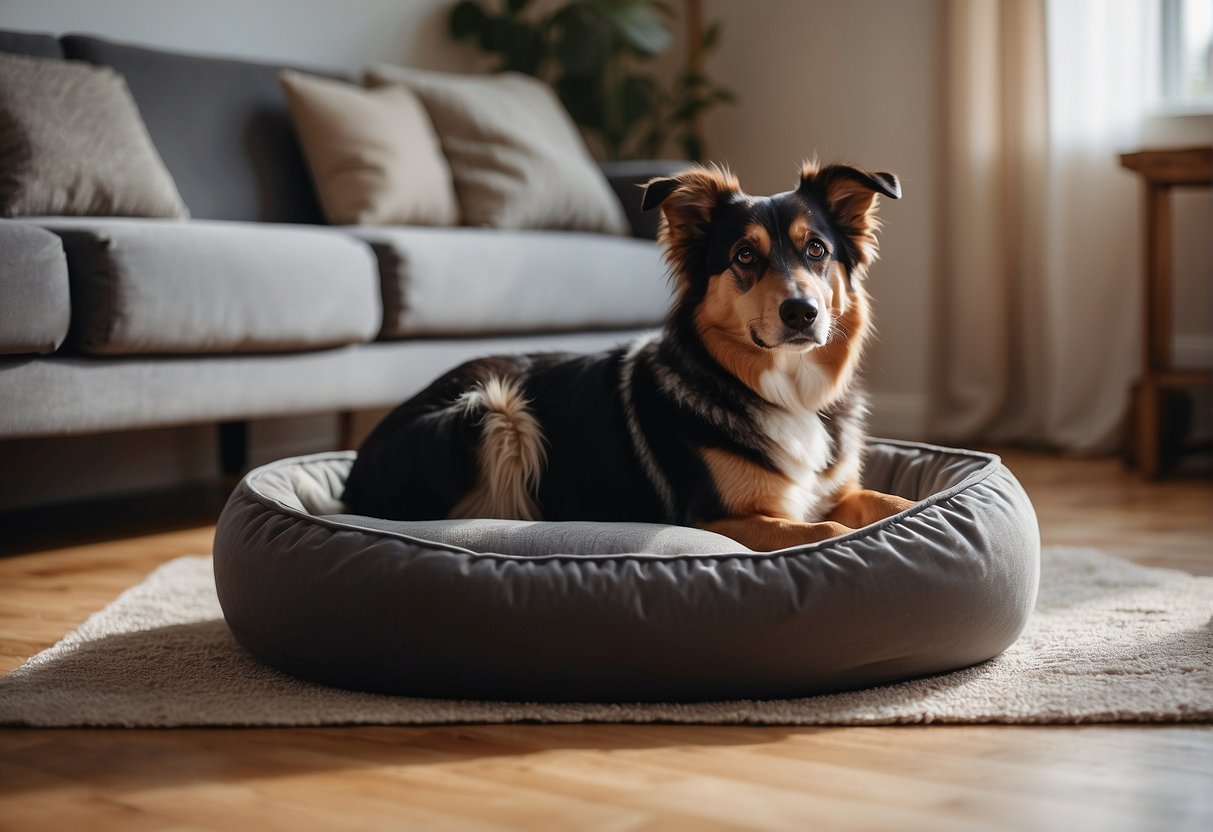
[347,227,669,338]
[32,218,381,355]
[0,221,70,355]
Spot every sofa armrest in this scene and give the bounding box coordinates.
[600,160,688,239]
[0,221,71,355]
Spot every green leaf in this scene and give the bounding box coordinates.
[554,6,612,77]
[555,73,607,131]
[651,0,677,20]
[621,74,656,124]
[640,125,665,158]
[673,97,713,121]
[449,1,488,40]
[548,4,581,27]
[588,0,672,55]
[681,133,704,163]
[501,19,545,75]
[700,21,721,53]
[506,0,531,13]
[479,15,509,52]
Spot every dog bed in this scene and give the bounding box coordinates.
[212,440,1040,702]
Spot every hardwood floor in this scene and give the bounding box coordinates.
[1,449,1210,831]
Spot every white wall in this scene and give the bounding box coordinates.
[0,0,481,72]
[699,0,943,437]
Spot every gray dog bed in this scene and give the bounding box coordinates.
[212,440,1040,702]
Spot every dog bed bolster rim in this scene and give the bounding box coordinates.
[233,438,1007,561]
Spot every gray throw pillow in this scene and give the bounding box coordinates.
[0,52,188,219]
[366,65,628,235]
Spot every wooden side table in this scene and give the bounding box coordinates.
[1118,147,1213,478]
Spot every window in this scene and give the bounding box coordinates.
[1160,0,1213,110]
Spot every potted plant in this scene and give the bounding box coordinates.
[449,0,734,161]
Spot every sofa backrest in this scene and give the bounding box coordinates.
[0,29,63,59]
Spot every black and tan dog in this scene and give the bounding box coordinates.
[343,161,915,550]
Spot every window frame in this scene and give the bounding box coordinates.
[1158,0,1213,114]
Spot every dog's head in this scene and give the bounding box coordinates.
[643,161,899,353]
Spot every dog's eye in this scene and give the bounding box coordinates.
[734,246,756,266]
[807,240,828,260]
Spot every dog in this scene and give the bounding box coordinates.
[342,161,915,550]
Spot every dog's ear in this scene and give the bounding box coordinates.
[641,177,680,211]
[801,162,901,227]
[799,162,900,282]
[815,165,901,201]
[642,165,740,222]
[643,165,742,286]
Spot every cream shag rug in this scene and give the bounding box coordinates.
[1,546,1210,727]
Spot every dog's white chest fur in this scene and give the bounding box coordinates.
[757,358,855,521]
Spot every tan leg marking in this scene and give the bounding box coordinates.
[701,447,795,516]
[826,488,915,529]
[701,515,854,552]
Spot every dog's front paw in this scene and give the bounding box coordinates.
[827,489,915,529]
[701,516,855,551]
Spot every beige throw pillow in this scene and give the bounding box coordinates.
[280,71,459,227]
[0,52,188,219]
[366,66,628,235]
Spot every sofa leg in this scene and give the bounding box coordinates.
[338,411,357,451]
[218,420,249,477]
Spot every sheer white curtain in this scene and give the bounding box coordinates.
[930,0,1155,452]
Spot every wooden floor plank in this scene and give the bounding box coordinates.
[0,448,1210,831]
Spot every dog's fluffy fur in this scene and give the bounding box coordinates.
[343,161,915,550]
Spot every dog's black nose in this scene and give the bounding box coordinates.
[779,297,819,332]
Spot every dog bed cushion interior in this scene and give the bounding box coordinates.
[213,440,1040,702]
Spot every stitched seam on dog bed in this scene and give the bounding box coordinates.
[235,442,1012,564]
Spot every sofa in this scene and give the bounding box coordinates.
[0,29,680,472]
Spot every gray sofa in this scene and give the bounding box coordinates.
[0,29,678,469]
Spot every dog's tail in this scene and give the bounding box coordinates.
[450,376,547,521]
